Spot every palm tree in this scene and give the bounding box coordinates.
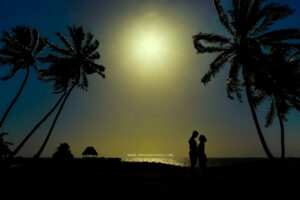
[254,47,300,160]
[193,0,300,158]
[33,25,105,158]
[0,26,47,128]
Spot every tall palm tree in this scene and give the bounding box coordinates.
[254,47,300,160]
[33,25,105,158]
[193,0,300,159]
[0,26,47,128]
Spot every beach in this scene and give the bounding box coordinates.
[2,158,300,198]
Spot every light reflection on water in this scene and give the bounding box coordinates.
[124,157,264,167]
[124,157,189,167]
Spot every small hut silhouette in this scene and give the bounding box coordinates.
[82,146,98,158]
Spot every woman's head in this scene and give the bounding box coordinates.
[199,135,207,143]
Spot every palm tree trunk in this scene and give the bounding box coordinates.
[33,84,75,159]
[277,113,285,160]
[10,92,66,159]
[0,67,30,128]
[245,84,274,159]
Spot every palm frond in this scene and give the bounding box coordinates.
[213,0,234,36]
[247,0,267,33]
[38,54,60,63]
[12,26,31,47]
[88,51,100,60]
[227,78,242,101]
[277,99,291,119]
[289,97,300,112]
[80,71,88,91]
[288,51,300,62]
[252,91,266,106]
[1,74,15,81]
[68,25,84,52]
[0,56,17,66]
[201,50,233,85]
[49,42,70,56]
[0,47,20,58]
[1,66,22,81]
[227,55,243,101]
[94,63,105,78]
[31,28,39,51]
[251,3,294,35]
[84,32,93,49]
[34,37,47,55]
[56,32,74,54]
[193,32,230,54]
[255,29,300,42]
[265,100,276,127]
[1,36,23,52]
[85,40,99,55]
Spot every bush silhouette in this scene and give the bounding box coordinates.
[52,143,74,162]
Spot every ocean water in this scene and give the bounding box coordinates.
[124,157,264,167]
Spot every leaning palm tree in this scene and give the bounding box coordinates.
[254,47,300,160]
[0,26,47,128]
[33,25,105,158]
[193,0,300,158]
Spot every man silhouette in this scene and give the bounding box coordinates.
[189,130,199,175]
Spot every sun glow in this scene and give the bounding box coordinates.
[134,31,164,63]
[117,10,187,78]
[123,21,172,68]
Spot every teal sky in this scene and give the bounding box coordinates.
[1,0,300,159]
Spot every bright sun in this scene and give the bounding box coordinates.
[123,16,176,70]
[131,30,167,67]
[136,32,162,59]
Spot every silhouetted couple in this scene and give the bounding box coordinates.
[189,130,207,176]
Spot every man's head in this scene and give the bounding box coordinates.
[192,130,199,138]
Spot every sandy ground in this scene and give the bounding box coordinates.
[1,158,300,198]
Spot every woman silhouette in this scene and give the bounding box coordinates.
[198,135,207,176]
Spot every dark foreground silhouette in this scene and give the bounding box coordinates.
[1,158,300,198]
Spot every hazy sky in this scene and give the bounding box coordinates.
[1,0,300,159]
